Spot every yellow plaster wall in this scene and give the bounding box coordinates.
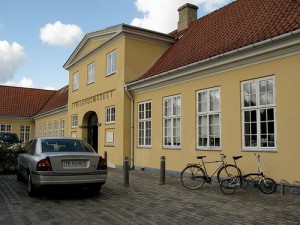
[133,54,300,183]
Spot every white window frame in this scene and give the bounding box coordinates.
[48,122,52,136]
[0,124,12,132]
[138,101,152,147]
[106,106,115,124]
[71,114,78,128]
[73,71,79,91]
[20,125,30,142]
[196,87,221,150]
[87,62,95,84]
[241,76,277,151]
[54,120,58,136]
[106,50,116,76]
[60,119,65,137]
[163,95,181,149]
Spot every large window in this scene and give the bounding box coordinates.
[43,123,47,136]
[241,76,276,151]
[60,119,65,136]
[0,124,11,132]
[138,101,152,147]
[54,120,58,136]
[163,95,181,148]
[197,87,221,150]
[20,125,30,142]
[73,71,79,91]
[48,122,52,136]
[106,50,116,76]
[87,62,95,84]
[106,106,115,124]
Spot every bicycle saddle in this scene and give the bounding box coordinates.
[197,156,206,159]
[233,156,243,160]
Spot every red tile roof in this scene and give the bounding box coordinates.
[138,0,300,80]
[36,85,69,116]
[0,86,56,117]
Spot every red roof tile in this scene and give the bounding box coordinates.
[36,85,69,116]
[0,86,56,117]
[139,0,300,80]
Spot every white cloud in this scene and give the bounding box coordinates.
[131,0,234,33]
[2,77,34,88]
[0,40,27,83]
[44,86,56,90]
[40,21,84,47]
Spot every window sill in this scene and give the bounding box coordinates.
[242,148,277,152]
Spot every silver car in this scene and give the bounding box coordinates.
[17,137,107,196]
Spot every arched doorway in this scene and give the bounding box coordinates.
[87,112,98,152]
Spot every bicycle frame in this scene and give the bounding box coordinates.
[242,154,267,185]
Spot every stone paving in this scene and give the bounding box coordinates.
[0,168,300,225]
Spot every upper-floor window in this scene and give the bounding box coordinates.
[73,71,79,91]
[48,122,52,136]
[197,87,221,150]
[87,62,95,84]
[54,120,58,136]
[241,76,276,151]
[106,106,115,124]
[72,114,78,128]
[106,50,116,76]
[20,125,30,142]
[163,95,181,148]
[138,101,152,147]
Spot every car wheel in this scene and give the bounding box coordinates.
[88,184,102,195]
[27,172,37,197]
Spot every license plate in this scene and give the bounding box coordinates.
[63,160,88,168]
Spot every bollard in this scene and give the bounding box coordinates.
[124,156,129,187]
[160,156,166,185]
[104,151,107,160]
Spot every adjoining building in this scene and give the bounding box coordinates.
[1,0,300,183]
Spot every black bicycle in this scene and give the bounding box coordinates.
[220,154,276,195]
[180,154,241,190]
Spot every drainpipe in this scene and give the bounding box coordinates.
[124,84,134,169]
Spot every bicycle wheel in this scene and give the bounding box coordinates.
[220,177,237,195]
[259,177,276,194]
[180,165,206,190]
[217,164,241,183]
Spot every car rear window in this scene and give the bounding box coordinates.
[41,139,94,153]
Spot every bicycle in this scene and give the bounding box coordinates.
[220,154,276,195]
[180,154,241,190]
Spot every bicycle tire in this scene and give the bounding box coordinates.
[259,177,276,194]
[220,177,237,195]
[217,164,242,183]
[180,165,206,190]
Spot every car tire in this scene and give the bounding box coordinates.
[27,172,37,197]
[88,183,102,195]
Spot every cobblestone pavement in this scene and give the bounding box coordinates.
[0,168,300,225]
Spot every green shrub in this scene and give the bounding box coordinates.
[0,141,25,173]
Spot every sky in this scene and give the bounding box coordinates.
[0,0,234,90]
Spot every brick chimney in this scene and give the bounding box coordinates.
[178,3,198,31]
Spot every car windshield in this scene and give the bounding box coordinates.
[41,139,94,153]
[0,133,19,143]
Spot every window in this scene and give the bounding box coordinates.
[60,119,65,136]
[241,76,276,150]
[0,124,11,132]
[138,101,152,147]
[38,124,42,137]
[163,95,181,148]
[20,125,30,142]
[43,123,47,136]
[106,50,116,76]
[48,122,52,136]
[87,62,95,84]
[72,114,78,128]
[197,88,221,150]
[106,106,115,124]
[73,71,79,91]
[54,120,58,136]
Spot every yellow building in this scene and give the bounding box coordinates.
[1,0,300,185]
